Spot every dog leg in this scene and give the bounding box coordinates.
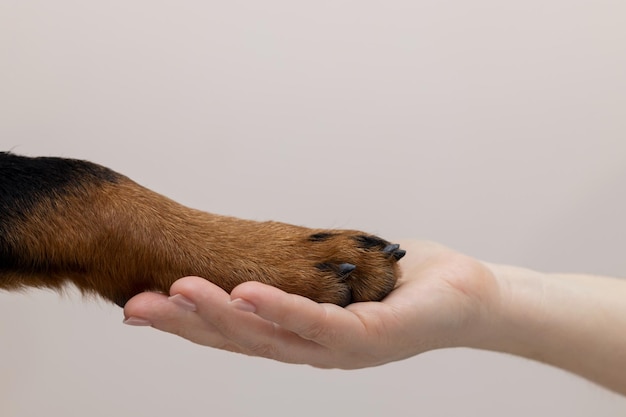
[0,152,405,306]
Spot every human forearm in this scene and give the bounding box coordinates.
[478,264,626,395]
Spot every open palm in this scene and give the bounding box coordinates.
[124,240,500,368]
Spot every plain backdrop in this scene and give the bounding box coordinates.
[1,1,625,416]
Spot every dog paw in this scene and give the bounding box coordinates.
[235,227,405,306]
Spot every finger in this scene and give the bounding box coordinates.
[124,291,177,324]
[171,277,331,364]
[231,281,372,350]
[123,280,242,352]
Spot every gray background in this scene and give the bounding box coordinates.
[1,1,625,416]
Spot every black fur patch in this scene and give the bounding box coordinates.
[315,263,334,272]
[353,235,388,249]
[308,232,336,242]
[0,152,121,269]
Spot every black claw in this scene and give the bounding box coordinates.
[382,243,400,254]
[316,262,357,278]
[337,263,357,277]
[393,249,406,261]
[382,243,406,261]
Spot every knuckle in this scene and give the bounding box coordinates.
[299,320,330,341]
[295,307,332,342]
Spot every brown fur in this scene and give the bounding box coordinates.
[0,155,404,306]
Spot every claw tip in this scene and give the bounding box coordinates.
[338,263,357,276]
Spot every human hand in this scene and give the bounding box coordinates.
[123,240,500,368]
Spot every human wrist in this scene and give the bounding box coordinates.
[465,263,547,356]
[415,252,507,352]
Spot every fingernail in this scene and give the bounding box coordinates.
[169,294,197,312]
[123,317,152,326]
[229,298,256,313]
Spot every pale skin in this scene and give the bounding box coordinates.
[123,240,626,396]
